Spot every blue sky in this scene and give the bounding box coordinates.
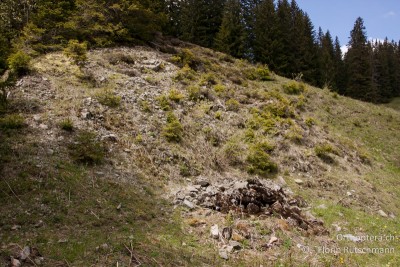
[296,0,400,47]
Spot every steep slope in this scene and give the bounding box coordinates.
[1,44,399,266]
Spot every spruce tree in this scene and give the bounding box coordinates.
[333,37,346,93]
[344,17,373,101]
[215,0,246,58]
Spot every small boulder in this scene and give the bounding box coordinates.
[210,224,219,239]
[378,210,388,218]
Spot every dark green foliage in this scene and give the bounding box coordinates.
[68,131,106,165]
[0,114,24,130]
[246,144,278,177]
[215,0,246,58]
[7,51,31,75]
[60,118,74,131]
[344,17,373,102]
[63,40,88,65]
[283,81,305,95]
[162,112,183,142]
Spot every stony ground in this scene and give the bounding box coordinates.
[1,44,399,266]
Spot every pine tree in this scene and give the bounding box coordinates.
[319,31,335,88]
[344,17,373,101]
[253,0,277,65]
[180,0,225,48]
[215,0,245,58]
[333,36,346,93]
[274,0,292,76]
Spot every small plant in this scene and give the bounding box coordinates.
[285,125,304,143]
[246,146,278,177]
[145,76,158,85]
[96,89,121,108]
[200,73,217,86]
[157,95,171,111]
[0,114,24,129]
[223,140,243,165]
[186,85,201,101]
[226,98,240,112]
[168,88,184,103]
[108,52,135,65]
[63,39,88,66]
[246,66,273,81]
[170,49,201,70]
[59,118,74,131]
[7,51,31,75]
[214,110,222,120]
[315,143,338,163]
[68,131,106,165]
[213,84,226,96]
[283,81,305,95]
[174,65,197,83]
[162,112,183,142]
[305,117,315,127]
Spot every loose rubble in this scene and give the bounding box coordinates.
[175,178,327,234]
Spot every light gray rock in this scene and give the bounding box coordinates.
[378,210,388,218]
[294,179,304,185]
[183,200,195,209]
[210,224,219,239]
[218,249,229,260]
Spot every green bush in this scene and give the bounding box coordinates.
[96,90,121,108]
[59,118,74,131]
[246,66,273,81]
[157,95,171,111]
[68,131,106,165]
[174,65,197,83]
[63,40,88,65]
[226,98,240,112]
[168,88,184,103]
[283,81,305,95]
[0,114,24,130]
[162,112,183,142]
[7,51,31,75]
[246,146,278,177]
[315,143,338,163]
[187,85,201,101]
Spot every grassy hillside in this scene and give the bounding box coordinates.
[1,44,399,266]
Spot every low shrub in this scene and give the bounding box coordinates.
[226,98,240,112]
[68,131,106,165]
[59,118,74,131]
[315,143,338,163]
[162,112,183,142]
[7,51,31,75]
[174,65,197,83]
[157,95,171,111]
[168,88,184,103]
[0,114,24,130]
[63,40,88,66]
[283,81,305,95]
[246,66,273,81]
[187,85,201,101]
[95,90,121,108]
[246,146,278,177]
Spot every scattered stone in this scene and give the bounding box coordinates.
[294,179,304,185]
[34,220,44,228]
[210,224,219,239]
[39,124,48,130]
[221,227,232,240]
[102,134,118,142]
[20,246,30,260]
[378,210,388,218]
[196,180,210,187]
[247,203,260,214]
[183,200,195,209]
[343,234,360,242]
[346,191,352,197]
[11,258,21,267]
[389,213,396,219]
[332,223,342,232]
[229,241,242,251]
[186,186,198,193]
[33,115,41,121]
[218,249,229,260]
[116,203,122,210]
[276,176,287,187]
[11,225,21,231]
[268,236,278,246]
[58,238,68,243]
